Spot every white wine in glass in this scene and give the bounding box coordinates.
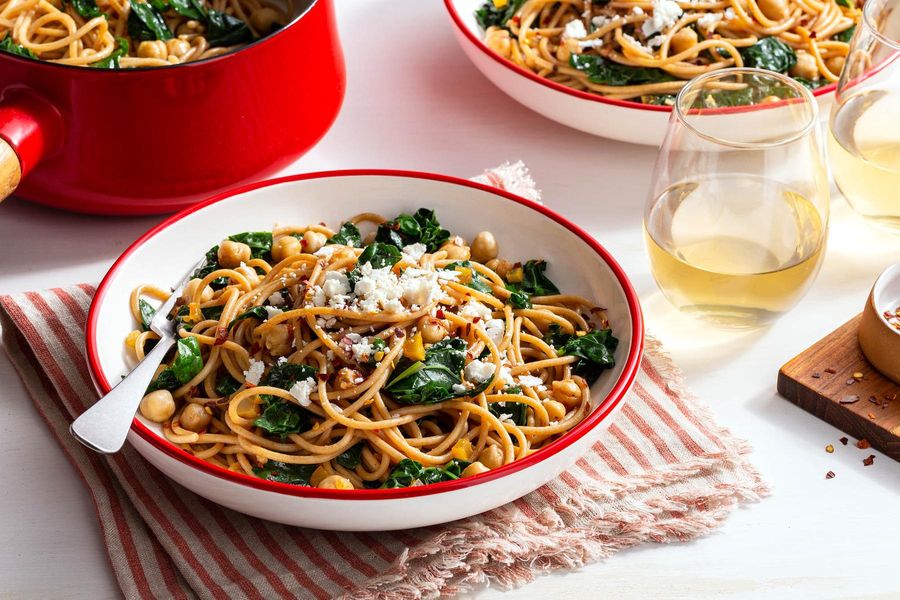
[645,69,829,328]
[828,0,900,232]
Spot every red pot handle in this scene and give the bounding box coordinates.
[0,90,63,203]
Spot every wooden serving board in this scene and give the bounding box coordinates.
[778,315,900,461]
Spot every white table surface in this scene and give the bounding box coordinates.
[3,2,900,599]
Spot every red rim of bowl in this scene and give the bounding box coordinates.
[443,0,837,113]
[85,169,645,500]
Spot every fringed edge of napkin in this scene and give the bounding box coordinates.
[345,337,769,600]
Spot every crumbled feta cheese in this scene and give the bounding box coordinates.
[398,267,443,307]
[498,365,515,386]
[401,243,427,263]
[623,33,652,53]
[498,413,513,422]
[632,5,644,14]
[314,245,337,258]
[517,375,544,388]
[724,7,735,20]
[464,359,496,384]
[641,0,683,37]
[459,300,492,320]
[263,306,282,320]
[288,378,316,407]
[579,38,604,48]
[354,264,405,313]
[591,14,621,29]
[647,35,665,48]
[697,12,723,30]
[351,337,373,362]
[383,298,405,314]
[436,269,461,282]
[267,291,285,306]
[243,358,265,385]
[483,318,506,346]
[321,272,351,310]
[452,383,468,394]
[562,18,587,39]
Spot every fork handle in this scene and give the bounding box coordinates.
[70,335,176,454]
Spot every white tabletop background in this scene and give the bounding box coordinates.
[3,2,900,599]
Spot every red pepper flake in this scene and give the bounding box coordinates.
[839,437,848,445]
[249,342,261,355]
[464,323,472,337]
[395,328,406,338]
[436,309,445,319]
[317,373,329,382]
[511,15,520,25]
[214,326,228,346]
[810,30,817,38]
[863,455,875,466]
[472,316,481,324]
[857,438,870,449]
[824,367,836,374]
[825,470,836,479]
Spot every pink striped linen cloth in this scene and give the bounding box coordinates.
[0,165,768,600]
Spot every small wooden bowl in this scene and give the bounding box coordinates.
[859,263,900,384]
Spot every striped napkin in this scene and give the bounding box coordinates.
[0,166,767,600]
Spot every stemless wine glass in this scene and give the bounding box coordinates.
[829,0,900,232]
[644,68,830,328]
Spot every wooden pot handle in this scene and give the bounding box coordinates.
[0,137,22,203]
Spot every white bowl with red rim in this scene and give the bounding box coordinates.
[444,0,838,146]
[85,170,644,531]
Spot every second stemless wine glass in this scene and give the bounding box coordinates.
[829,0,900,233]
[644,68,830,328]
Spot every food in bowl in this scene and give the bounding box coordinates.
[0,0,289,67]
[475,0,860,105]
[128,207,618,491]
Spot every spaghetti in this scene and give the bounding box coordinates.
[477,0,861,103]
[128,209,618,490]
[0,0,290,67]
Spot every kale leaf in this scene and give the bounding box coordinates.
[147,368,180,393]
[834,25,855,43]
[168,0,207,20]
[489,400,528,426]
[91,37,129,69]
[570,54,676,86]
[205,10,254,47]
[445,261,493,294]
[739,37,796,73]
[263,362,316,391]
[381,458,470,488]
[336,444,363,469]
[253,461,316,485]
[545,325,617,385]
[66,0,103,19]
[474,0,526,29]
[127,1,172,41]
[505,259,560,308]
[327,222,362,247]
[386,338,493,404]
[139,298,156,331]
[146,336,203,392]
[375,208,450,252]
[507,290,531,309]
[254,399,309,437]
[192,246,229,289]
[215,374,241,397]
[0,36,37,59]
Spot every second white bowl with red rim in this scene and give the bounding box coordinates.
[444,0,838,146]
[85,170,644,530]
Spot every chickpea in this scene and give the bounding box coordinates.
[136,40,166,60]
[543,399,567,421]
[758,0,789,20]
[250,7,281,33]
[335,367,362,390]
[439,236,470,260]
[552,379,582,408]
[182,277,214,303]
[826,55,846,76]
[670,28,698,55]
[139,389,176,423]
[180,402,212,432]
[272,235,302,262]
[303,230,327,254]
[218,240,251,268]
[759,95,782,104]
[318,475,354,490]
[420,317,449,344]
[263,323,293,356]
[486,258,513,278]
[310,465,329,487]
[478,444,504,469]
[166,38,191,59]
[790,52,818,80]
[470,231,499,263]
[461,461,490,478]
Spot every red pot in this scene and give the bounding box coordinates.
[0,0,345,215]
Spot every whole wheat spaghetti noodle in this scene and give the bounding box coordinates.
[0,0,291,67]
[128,208,618,489]
[477,0,861,103]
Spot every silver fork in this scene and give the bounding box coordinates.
[70,256,208,454]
